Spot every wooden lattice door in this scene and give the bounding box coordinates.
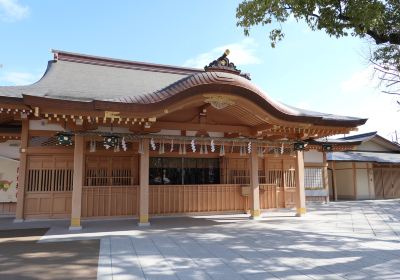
[24,155,73,219]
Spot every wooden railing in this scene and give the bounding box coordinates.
[81,185,139,217]
[149,184,245,215]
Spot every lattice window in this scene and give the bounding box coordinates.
[258,158,266,184]
[226,158,250,185]
[284,169,296,188]
[304,168,323,190]
[29,136,74,147]
[26,156,73,192]
[266,169,283,186]
[85,156,138,186]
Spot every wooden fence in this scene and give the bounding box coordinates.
[0,202,16,215]
[149,184,245,215]
[374,165,400,199]
[81,186,139,217]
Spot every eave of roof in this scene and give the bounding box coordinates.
[339,131,400,152]
[308,138,363,146]
[328,151,400,164]
[339,131,377,142]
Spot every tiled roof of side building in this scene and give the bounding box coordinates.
[338,131,400,151]
[327,151,400,163]
[339,131,378,141]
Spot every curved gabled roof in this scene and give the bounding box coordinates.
[0,50,367,128]
[112,71,366,126]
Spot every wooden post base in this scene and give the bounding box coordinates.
[69,217,82,231]
[296,207,307,217]
[138,215,150,226]
[250,209,261,219]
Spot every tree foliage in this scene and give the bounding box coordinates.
[236,0,400,94]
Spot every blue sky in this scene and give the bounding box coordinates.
[0,0,399,140]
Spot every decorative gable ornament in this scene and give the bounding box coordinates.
[204,49,251,80]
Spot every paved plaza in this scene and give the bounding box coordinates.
[1,200,400,280]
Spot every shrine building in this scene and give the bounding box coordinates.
[0,50,366,229]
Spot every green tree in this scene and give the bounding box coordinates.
[236,0,400,95]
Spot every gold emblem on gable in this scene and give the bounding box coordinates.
[203,95,235,110]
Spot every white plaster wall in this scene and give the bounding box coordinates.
[304,150,323,163]
[94,126,131,133]
[0,157,19,202]
[336,169,354,198]
[0,140,20,160]
[154,129,181,136]
[356,141,391,152]
[29,119,65,131]
[208,132,224,138]
[356,169,370,199]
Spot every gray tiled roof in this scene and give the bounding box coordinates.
[0,60,191,101]
[0,50,367,126]
[282,103,365,122]
[327,151,400,163]
[339,131,377,142]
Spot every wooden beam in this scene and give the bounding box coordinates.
[152,121,252,135]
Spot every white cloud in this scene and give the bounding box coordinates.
[340,65,379,93]
[0,71,39,85]
[183,38,261,68]
[0,0,29,22]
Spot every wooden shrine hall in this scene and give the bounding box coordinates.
[0,49,367,229]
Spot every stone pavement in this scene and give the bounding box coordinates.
[3,200,400,280]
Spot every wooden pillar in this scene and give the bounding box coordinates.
[249,144,260,219]
[15,118,29,222]
[70,135,84,230]
[139,138,150,226]
[332,161,338,201]
[322,153,329,203]
[295,150,306,216]
[352,162,357,200]
[367,163,375,199]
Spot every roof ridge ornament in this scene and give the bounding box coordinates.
[204,49,251,80]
